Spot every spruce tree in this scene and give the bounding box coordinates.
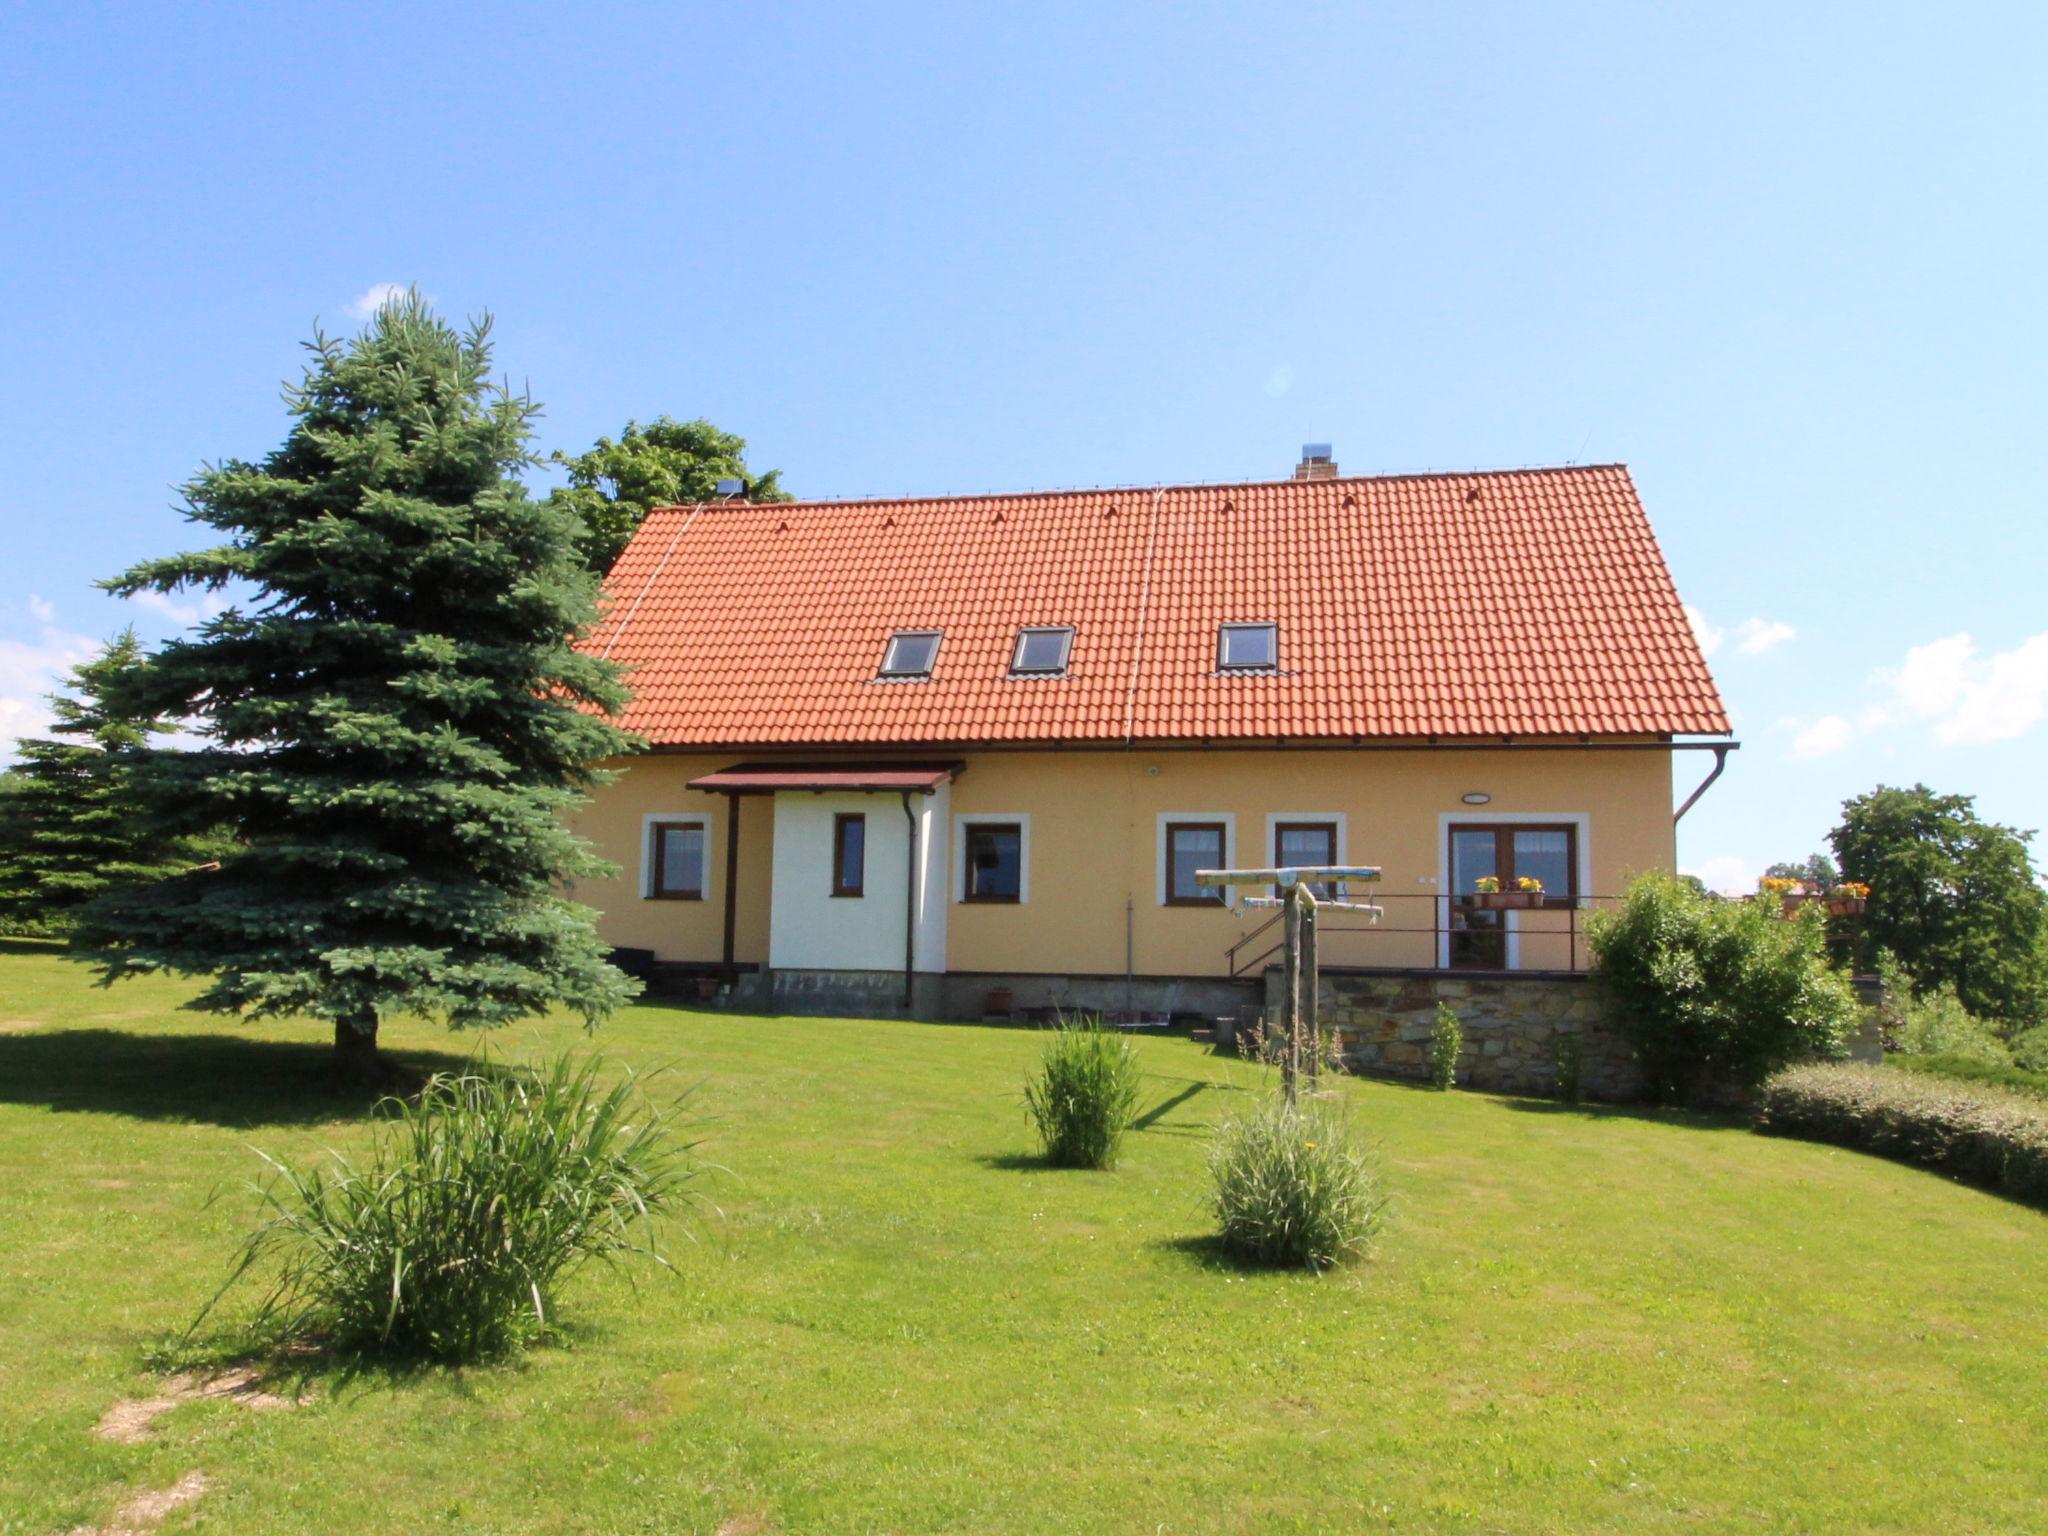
[76,295,640,1076]
[0,631,211,932]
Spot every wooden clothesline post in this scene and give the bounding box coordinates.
[1196,864,1382,1105]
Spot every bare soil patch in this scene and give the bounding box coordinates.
[93,1368,302,1445]
[67,1469,210,1535]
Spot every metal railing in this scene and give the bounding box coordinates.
[1224,891,1871,979]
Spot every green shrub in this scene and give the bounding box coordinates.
[1207,1095,1386,1269]
[2012,1027,2048,1075]
[1888,1054,2048,1101]
[206,1053,699,1360]
[1757,1062,2048,1205]
[1024,1015,1143,1169]
[1553,1032,1584,1105]
[1876,953,2011,1066]
[1589,871,1857,1102]
[1427,1002,1461,1090]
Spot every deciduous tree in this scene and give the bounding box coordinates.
[1831,784,2048,1030]
[547,416,790,572]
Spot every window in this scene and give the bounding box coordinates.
[832,813,865,897]
[879,630,941,679]
[1165,821,1228,906]
[1448,823,1578,905]
[648,820,706,900]
[1274,820,1338,898]
[1218,622,1278,671]
[1009,626,1074,676]
[964,823,1023,902]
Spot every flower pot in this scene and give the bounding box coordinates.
[1471,891,1539,910]
[1825,897,1867,917]
[695,975,721,1002]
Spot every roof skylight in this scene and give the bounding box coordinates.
[1009,626,1074,676]
[879,630,941,679]
[1218,622,1278,672]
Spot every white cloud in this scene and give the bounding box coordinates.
[1879,631,2048,747]
[1684,604,1724,656]
[1735,617,1796,655]
[1683,853,1758,898]
[0,624,100,765]
[125,586,229,629]
[346,282,409,320]
[1687,605,1795,659]
[1787,714,1854,761]
[27,593,55,624]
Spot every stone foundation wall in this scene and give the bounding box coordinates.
[1271,969,1642,1100]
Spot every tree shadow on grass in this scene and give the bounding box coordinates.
[1496,1095,1748,1132]
[0,935,65,958]
[0,1029,473,1128]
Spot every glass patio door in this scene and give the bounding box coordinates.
[1448,826,1507,969]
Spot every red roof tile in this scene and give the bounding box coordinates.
[585,465,1730,747]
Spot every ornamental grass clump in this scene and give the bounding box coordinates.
[204,1053,700,1361]
[1208,1095,1386,1269]
[1024,1014,1143,1169]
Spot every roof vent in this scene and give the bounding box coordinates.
[1293,443,1338,481]
[715,477,746,498]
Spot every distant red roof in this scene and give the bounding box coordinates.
[586,465,1729,747]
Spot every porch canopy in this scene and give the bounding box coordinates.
[685,761,965,795]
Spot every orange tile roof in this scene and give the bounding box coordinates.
[586,465,1730,747]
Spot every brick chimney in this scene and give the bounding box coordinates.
[1293,443,1337,480]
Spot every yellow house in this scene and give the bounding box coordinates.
[569,451,1732,1019]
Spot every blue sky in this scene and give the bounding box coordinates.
[2,2,2043,890]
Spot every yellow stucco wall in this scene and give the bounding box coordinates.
[565,755,775,964]
[567,747,1678,977]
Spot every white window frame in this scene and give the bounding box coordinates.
[641,811,712,899]
[1008,626,1075,677]
[879,629,942,679]
[1157,812,1236,907]
[954,813,1031,904]
[1434,810,1591,970]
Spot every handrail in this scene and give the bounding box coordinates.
[1223,890,1869,978]
[1224,908,1284,975]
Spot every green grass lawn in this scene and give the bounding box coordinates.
[3,939,2045,1535]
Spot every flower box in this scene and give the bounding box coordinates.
[1825,896,1867,917]
[1470,891,1541,911]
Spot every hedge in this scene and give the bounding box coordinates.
[1756,1062,2048,1205]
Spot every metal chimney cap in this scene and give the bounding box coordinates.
[1301,442,1333,461]
[714,477,746,497]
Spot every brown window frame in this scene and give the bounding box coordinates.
[1448,822,1579,908]
[831,813,866,898]
[1273,820,1338,897]
[1164,820,1229,907]
[963,822,1024,904]
[648,819,706,901]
